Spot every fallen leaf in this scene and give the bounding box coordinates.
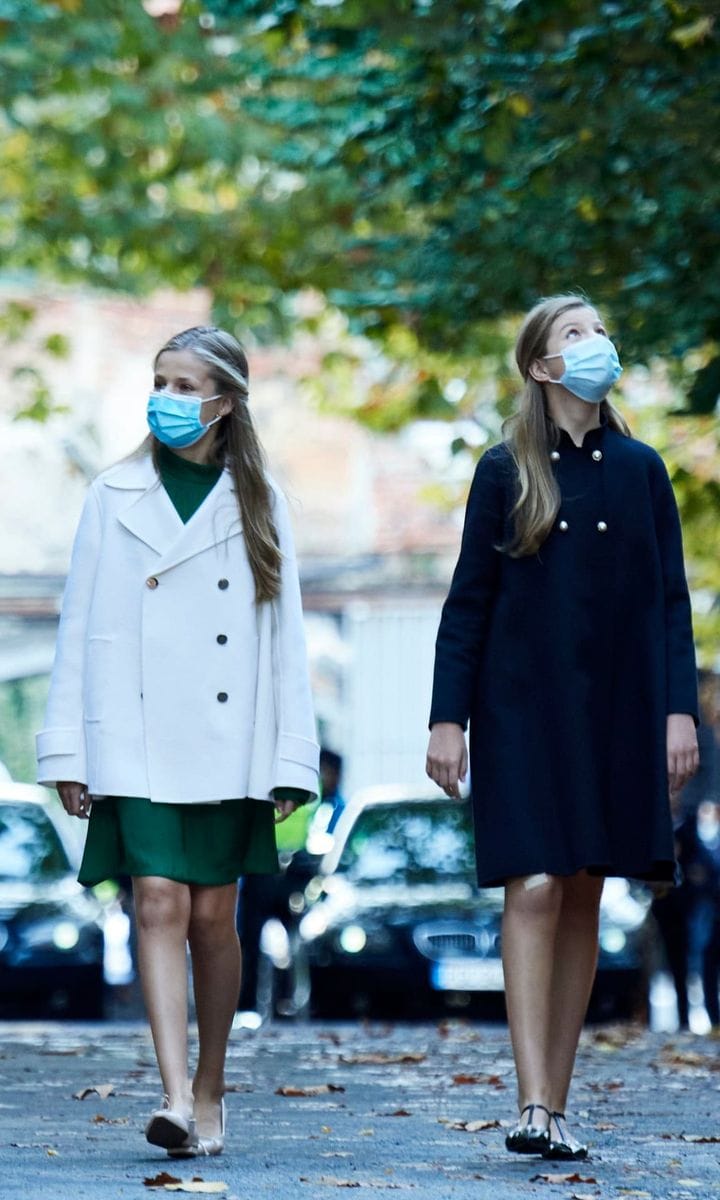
[73,1083,116,1101]
[46,1149,59,1157]
[530,1174,597,1185]
[339,1053,425,1065]
[299,1179,408,1190]
[145,1174,182,1189]
[443,1118,501,1132]
[92,1113,129,1125]
[680,1133,720,1143]
[451,1074,482,1085]
[164,1184,228,1195]
[275,1084,345,1097]
[386,1109,412,1117]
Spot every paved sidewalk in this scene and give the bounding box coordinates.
[0,1019,718,1199]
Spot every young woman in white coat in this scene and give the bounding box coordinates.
[37,326,319,1157]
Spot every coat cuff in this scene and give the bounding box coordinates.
[36,727,86,788]
[273,733,320,797]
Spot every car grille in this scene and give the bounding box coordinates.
[413,922,494,961]
[426,932,477,953]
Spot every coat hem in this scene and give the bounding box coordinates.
[475,859,676,888]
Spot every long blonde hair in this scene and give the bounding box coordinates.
[503,295,631,557]
[145,326,281,603]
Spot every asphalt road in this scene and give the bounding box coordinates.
[0,1018,718,1200]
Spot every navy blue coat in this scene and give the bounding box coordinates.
[430,422,698,887]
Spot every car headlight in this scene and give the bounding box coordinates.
[299,908,329,941]
[52,921,80,950]
[599,928,627,954]
[21,919,81,951]
[338,924,367,954]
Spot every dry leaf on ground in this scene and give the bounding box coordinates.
[299,1178,409,1190]
[275,1084,346,1097]
[384,1109,412,1117]
[452,1073,505,1089]
[339,1052,426,1065]
[91,1113,128,1125]
[163,1184,228,1195]
[73,1083,116,1101]
[442,1118,501,1132]
[145,1174,182,1189]
[530,1173,597,1185]
[680,1133,720,1143]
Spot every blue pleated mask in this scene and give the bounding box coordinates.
[544,334,623,404]
[147,391,222,448]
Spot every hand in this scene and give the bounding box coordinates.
[57,781,92,820]
[667,713,699,800]
[426,723,468,799]
[274,796,300,824]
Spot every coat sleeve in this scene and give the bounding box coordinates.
[270,488,320,797]
[649,454,699,722]
[36,483,103,787]
[429,448,506,730]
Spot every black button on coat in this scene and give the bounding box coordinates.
[429,424,698,887]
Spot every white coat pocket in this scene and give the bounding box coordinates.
[84,636,113,722]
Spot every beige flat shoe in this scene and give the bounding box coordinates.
[145,1095,196,1151]
[169,1098,225,1158]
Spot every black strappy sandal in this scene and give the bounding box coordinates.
[543,1110,588,1160]
[505,1103,551,1154]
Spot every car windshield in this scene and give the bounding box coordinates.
[337,801,476,885]
[0,805,70,883]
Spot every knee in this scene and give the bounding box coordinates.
[505,875,564,920]
[188,901,236,948]
[135,880,188,933]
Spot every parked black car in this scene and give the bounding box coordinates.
[0,784,106,1018]
[297,788,653,1021]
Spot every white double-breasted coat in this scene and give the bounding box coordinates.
[36,455,320,805]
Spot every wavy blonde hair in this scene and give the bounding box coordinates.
[503,294,631,557]
[142,326,281,603]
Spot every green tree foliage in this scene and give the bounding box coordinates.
[200,0,720,409]
[1,0,718,397]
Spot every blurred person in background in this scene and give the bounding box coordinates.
[651,671,719,1030]
[235,747,345,1023]
[315,748,346,836]
[427,294,699,1161]
[37,326,319,1158]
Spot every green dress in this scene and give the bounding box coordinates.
[78,445,309,888]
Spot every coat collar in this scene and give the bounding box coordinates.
[100,455,242,572]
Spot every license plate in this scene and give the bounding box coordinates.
[430,958,505,992]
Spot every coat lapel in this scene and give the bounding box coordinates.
[156,470,242,574]
[107,456,242,569]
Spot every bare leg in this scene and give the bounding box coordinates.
[502,875,563,1124]
[547,872,603,1116]
[134,876,193,1116]
[188,882,241,1137]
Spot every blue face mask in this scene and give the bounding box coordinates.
[544,334,622,404]
[147,390,222,449]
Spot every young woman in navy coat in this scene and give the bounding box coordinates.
[426,295,699,1160]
